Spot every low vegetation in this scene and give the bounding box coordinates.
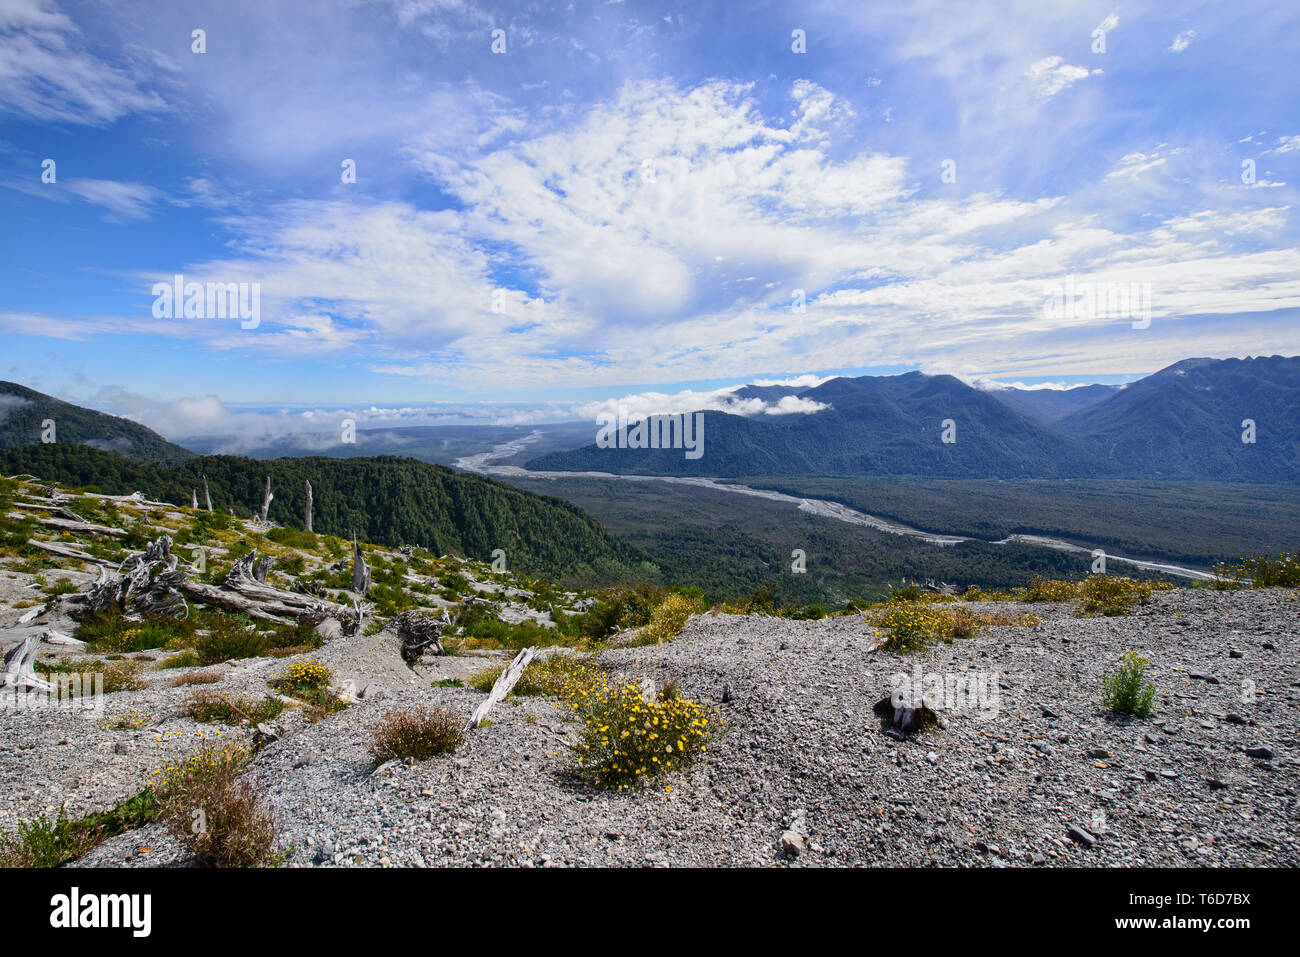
[1208,551,1300,589]
[150,743,281,867]
[184,689,285,726]
[866,602,1039,653]
[0,791,159,868]
[370,705,465,763]
[269,660,347,719]
[468,653,603,698]
[572,675,716,790]
[1101,650,1157,718]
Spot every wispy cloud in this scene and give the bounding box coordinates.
[0,0,167,124]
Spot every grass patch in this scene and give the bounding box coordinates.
[467,653,603,700]
[0,790,160,868]
[184,689,285,726]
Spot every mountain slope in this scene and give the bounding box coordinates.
[989,383,1119,423]
[527,371,1106,478]
[0,381,193,464]
[528,358,1299,482]
[0,443,647,585]
[1059,355,1300,482]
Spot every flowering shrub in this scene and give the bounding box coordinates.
[1020,576,1083,603]
[150,743,280,867]
[270,660,332,695]
[1210,552,1300,589]
[1078,575,1169,616]
[866,602,956,652]
[573,676,716,790]
[634,592,706,645]
[866,602,1039,652]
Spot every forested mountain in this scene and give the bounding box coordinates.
[528,371,1104,478]
[0,444,646,585]
[1057,356,1300,481]
[990,383,1119,423]
[527,357,1299,483]
[0,382,193,464]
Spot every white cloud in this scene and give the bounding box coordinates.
[1024,56,1096,98]
[63,178,163,221]
[0,0,167,124]
[1168,30,1196,53]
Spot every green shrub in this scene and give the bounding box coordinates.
[0,791,159,868]
[195,626,269,664]
[1101,650,1156,717]
[1211,552,1300,588]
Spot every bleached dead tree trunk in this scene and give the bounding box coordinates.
[464,646,541,731]
[192,490,199,509]
[202,474,213,512]
[1,636,53,693]
[259,476,273,524]
[304,480,313,533]
[352,532,371,596]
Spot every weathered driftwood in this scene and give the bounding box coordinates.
[465,646,542,731]
[38,516,127,538]
[25,538,110,566]
[173,579,296,623]
[384,609,455,665]
[85,535,189,620]
[41,630,85,648]
[923,579,958,596]
[1,637,53,693]
[304,480,313,533]
[352,533,371,596]
[202,475,213,512]
[217,550,352,624]
[259,476,273,524]
[17,501,87,521]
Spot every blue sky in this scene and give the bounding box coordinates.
[1,0,1297,437]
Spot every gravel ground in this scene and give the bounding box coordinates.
[9,587,1299,867]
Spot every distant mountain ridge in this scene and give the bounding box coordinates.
[0,381,193,464]
[526,356,1300,483]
